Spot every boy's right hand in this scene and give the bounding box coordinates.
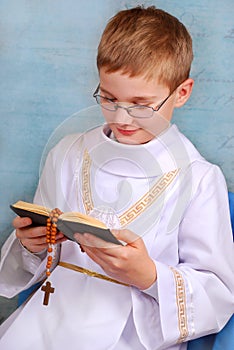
[13,216,66,254]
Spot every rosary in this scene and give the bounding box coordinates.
[41,208,62,306]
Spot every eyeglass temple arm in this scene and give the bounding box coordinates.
[93,84,100,97]
[154,85,179,111]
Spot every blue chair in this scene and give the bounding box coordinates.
[229,191,234,233]
[188,191,234,350]
[17,282,41,306]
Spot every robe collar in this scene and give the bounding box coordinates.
[82,124,197,179]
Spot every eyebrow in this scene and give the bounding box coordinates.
[99,86,158,102]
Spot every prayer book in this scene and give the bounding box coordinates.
[10,201,122,245]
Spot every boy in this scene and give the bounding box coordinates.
[0,6,233,350]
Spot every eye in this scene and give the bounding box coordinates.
[99,95,117,105]
[106,97,117,102]
[131,101,151,108]
[130,98,153,106]
[100,92,117,102]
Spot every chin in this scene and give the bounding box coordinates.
[116,136,140,145]
[115,133,154,145]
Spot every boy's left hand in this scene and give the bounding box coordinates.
[74,229,157,290]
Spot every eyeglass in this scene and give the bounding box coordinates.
[93,84,177,119]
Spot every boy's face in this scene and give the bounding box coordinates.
[99,69,177,145]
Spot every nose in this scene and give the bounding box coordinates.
[114,105,133,124]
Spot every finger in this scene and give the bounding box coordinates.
[111,229,141,245]
[74,232,122,249]
[74,234,124,266]
[56,231,66,240]
[20,233,66,253]
[82,246,108,265]
[13,216,32,229]
[19,229,65,244]
[16,225,47,240]
[56,236,68,245]
[79,242,119,269]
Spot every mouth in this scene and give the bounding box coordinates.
[116,127,139,136]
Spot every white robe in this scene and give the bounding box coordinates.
[0,124,233,350]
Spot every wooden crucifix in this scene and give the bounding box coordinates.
[41,281,55,306]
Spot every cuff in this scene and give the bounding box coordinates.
[19,240,47,260]
[141,280,159,302]
[19,240,46,274]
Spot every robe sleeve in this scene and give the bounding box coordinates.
[0,133,82,298]
[155,164,234,345]
[0,231,61,298]
[0,139,65,298]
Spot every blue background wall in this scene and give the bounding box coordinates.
[0,0,233,322]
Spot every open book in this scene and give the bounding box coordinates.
[10,201,122,245]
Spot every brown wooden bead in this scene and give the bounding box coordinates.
[44,208,62,290]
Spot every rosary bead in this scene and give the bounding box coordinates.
[45,208,63,280]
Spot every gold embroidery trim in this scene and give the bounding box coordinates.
[170,267,188,342]
[119,169,180,226]
[81,149,180,226]
[58,261,129,287]
[82,150,93,214]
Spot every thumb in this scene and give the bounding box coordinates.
[111,229,140,245]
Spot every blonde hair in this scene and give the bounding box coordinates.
[97,6,193,91]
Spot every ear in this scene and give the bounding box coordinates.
[174,78,194,108]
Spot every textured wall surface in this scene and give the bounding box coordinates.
[0,0,233,323]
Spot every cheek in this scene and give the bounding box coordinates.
[101,108,115,123]
[136,113,170,137]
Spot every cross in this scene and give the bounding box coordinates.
[41,281,55,306]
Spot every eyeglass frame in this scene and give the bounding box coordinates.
[93,83,179,119]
